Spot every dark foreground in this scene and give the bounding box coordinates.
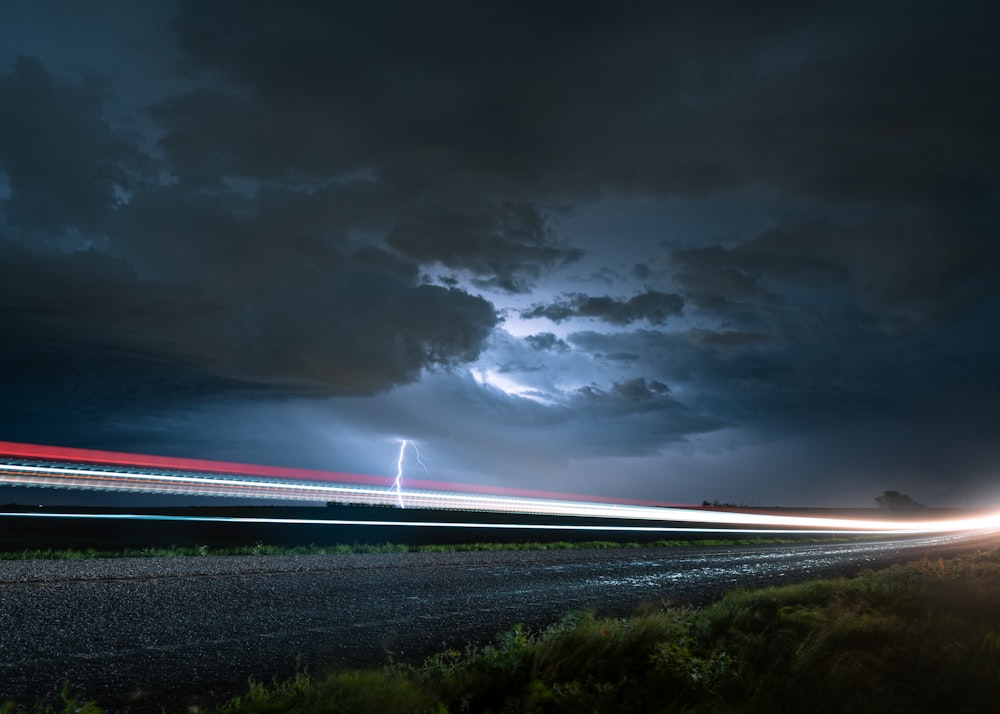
[2,531,998,712]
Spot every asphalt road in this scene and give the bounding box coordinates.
[2,531,999,712]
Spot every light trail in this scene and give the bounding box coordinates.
[0,440,683,508]
[0,462,410,504]
[1,441,999,535]
[0,440,386,486]
[0,511,988,536]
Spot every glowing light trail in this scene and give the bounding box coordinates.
[2,441,1000,536]
[0,440,384,486]
[1,510,993,537]
[0,440,684,509]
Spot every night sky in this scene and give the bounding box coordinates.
[1,1,999,508]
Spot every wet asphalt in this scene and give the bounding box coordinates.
[1,531,998,712]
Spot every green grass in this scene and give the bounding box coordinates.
[0,536,850,560]
[214,671,444,714]
[0,684,104,714]
[8,543,996,713]
[210,547,1000,713]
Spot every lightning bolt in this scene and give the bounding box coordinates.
[393,440,407,508]
[392,439,428,509]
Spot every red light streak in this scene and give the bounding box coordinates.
[2,441,999,535]
[0,440,683,507]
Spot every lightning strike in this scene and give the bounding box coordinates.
[392,439,427,508]
[394,440,407,508]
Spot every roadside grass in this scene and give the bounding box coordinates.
[0,536,853,560]
[7,545,998,713]
[0,685,104,714]
[219,547,1000,714]
[0,537,804,560]
[215,671,444,714]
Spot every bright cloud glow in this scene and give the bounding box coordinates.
[471,369,559,405]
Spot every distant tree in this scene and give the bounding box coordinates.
[875,490,924,511]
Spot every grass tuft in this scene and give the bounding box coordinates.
[215,671,443,714]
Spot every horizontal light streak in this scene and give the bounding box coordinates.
[0,511,967,536]
[0,462,394,500]
[0,440,385,487]
[3,460,1000,535]
[0,440,682,508]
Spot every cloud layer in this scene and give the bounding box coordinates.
[0,0,998,505]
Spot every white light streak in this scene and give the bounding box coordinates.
[0,510,978,536]
[3,460,1000,536]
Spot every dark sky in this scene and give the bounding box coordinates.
[1,0,998,507]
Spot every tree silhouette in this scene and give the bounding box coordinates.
[875,490,924,510]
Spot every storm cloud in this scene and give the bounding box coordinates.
[522,290,685,325]
[0,0,998,506]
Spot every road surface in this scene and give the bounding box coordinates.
[2,531,998,712]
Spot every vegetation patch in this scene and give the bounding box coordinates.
[7,546,1000,712]
[0,536,823,560]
